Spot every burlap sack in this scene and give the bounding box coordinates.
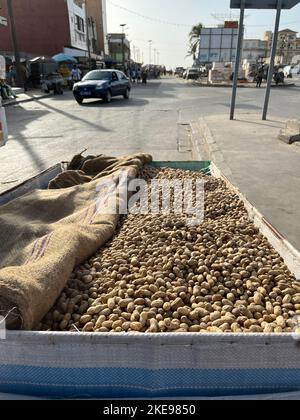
[0,153,152,330]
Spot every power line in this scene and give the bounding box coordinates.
[107,0,299,30]
[107,0,191,28]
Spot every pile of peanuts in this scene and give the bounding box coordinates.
[40,167,300,333]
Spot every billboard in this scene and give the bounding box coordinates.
[198,28,238,63]
[230,0,300,9]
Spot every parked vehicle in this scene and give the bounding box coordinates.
[174,67,185,77]
[41,72,64,94]
[73,70,131,105]
[184,68,200,80]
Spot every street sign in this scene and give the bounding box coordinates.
[230,0,300,9]
[229,0,300,121]
[0,16,8,26]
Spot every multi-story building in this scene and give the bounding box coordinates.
[264,29,300,65]
[242,39,268,62]
[107,33,131,68]
[86,0,109,58]
[0,0,107,60]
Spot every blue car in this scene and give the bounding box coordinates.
[73,69,131,104]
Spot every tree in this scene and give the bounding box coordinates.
[188,23,203,60]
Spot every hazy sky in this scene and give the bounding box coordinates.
[106,0,300,68]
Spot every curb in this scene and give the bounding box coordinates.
[3,93,52,107]
[188,82,296,89]
[190,117,234,181]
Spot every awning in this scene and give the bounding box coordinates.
[52,53,77,63]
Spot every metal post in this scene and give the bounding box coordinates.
[0,96,8,147]
[149,40,152,65]
[120,24,126,71]
[6,0,22,87]
[230,0,245,120]
[85,0,91,70]
[262,0,282,120]
[122,35,126,70]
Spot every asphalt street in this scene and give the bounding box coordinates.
[1,77,299,190]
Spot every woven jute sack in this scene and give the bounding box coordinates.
[0,153,152,330]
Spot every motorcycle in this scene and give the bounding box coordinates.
[273,69,285,85]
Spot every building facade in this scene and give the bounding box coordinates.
[264,29,300,65]
[107,33,131,68]
[67,0,88,54]
[0,0,70,58]
[242,39,267,62]
[0,0,107,59]
[86,0,109,57]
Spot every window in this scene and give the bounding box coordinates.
[111,72,118,81]
[117,72,127,80]
[75,15,85,33]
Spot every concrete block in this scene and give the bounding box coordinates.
[286,119,300,133]
[278,129,300,145]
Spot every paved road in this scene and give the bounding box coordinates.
[1,77,299,191]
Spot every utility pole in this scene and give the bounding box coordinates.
[148,40,152,64]
[85,0,91,69]
[154,48,156,65]
[230,0,245,120]
[120,24,126,71]
[6,0,22,87]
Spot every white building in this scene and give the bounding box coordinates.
[242,39,267,62]
[66,0,88,54]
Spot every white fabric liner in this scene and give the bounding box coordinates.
[0,332,299,370]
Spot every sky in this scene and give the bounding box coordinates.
[106,0,300,68]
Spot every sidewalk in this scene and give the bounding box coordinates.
[187,79,296,89]
[191,113,300,251]
[3,89,51,107]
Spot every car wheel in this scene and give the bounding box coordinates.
[124,88,130,100]
[75,96,83,105]
[104,90,112,103]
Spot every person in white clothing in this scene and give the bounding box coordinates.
[71,65,82,82]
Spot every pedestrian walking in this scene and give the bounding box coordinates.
[131,69,137,84]
[71,65,82,83]
[142,69,148,84]
[137,69,142,83]
[256,65,264,88]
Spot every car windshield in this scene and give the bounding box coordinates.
[83,71,112,81]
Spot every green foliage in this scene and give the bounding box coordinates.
[187,23,203,60]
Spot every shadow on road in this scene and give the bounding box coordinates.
[81,97,149,108]
[35,98,111,132]
[4,107,52,171]
[218,102,262,111]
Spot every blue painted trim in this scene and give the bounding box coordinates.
[0,366,299,398]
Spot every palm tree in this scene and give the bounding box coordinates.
[188,23,203,60]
